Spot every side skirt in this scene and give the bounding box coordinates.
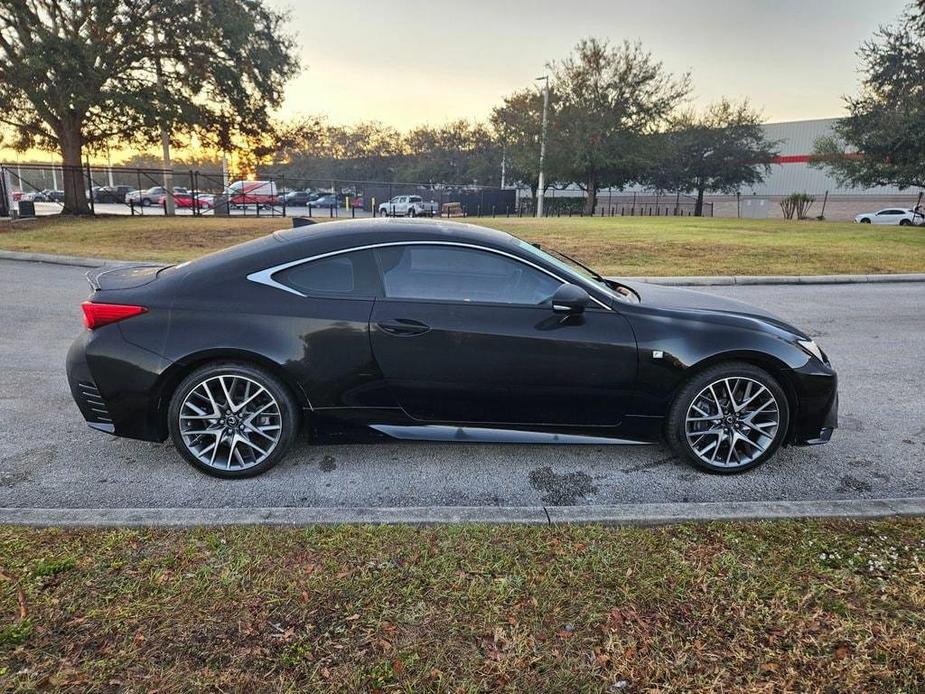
[369,424,653,445]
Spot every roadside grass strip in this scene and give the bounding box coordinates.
[2,215,925,277]
[1,519,923,689]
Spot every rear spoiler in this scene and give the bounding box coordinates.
[85,264,167,291]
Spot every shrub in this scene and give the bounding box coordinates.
[780,192,815,220]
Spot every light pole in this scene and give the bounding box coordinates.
[535,75,549,218]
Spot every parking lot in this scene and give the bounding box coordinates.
[26,201,377,218]
[1,258,923,510]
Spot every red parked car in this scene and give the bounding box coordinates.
[158,192,213,210]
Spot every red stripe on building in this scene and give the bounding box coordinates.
[773,154,811,164]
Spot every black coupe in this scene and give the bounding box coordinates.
[67,220,838,478]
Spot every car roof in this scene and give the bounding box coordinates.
[180,218,520,280]
[275,218,514,250]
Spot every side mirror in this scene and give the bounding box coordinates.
[552,283,590,314]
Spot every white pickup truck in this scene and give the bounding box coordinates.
[378,195,439,217]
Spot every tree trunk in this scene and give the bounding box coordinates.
[59,119,92,215]
[694,187,705,217]
[583,173,597,216]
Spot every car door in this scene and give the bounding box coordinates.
[874,209,901,225]
[368,243,638,427]
[268,248,390,409]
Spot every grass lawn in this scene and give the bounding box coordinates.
[1,214,925,276]
[1,520,923,689]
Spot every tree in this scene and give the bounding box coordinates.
[811,3,925,190]
[0,0,298,214]
[650,99,778,216]
[400,120,501,185]
[549,38,690,214]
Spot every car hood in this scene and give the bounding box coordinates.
[618,280,809,339]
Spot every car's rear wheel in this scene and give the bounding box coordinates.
[666,362,789,473]
[168,362,298,478]
[899,219,912,226]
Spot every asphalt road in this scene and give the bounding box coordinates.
[1,259,923,509]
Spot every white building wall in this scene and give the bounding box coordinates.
[744,118,923,197]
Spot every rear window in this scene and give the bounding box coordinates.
[274,249,381,298]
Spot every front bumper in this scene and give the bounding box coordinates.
[788,361,838,446]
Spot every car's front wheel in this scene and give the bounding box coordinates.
[859,217,871,223]
[666,362,789,473]
[168,362,299,478]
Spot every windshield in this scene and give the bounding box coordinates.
[513,239,627,302]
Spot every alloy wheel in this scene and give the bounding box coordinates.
[685,376,780,469]
[178,374,282,471]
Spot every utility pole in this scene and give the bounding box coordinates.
[106,144,114,187]
[500,145,506,189]
[154,37,175,216]
[535,75,549,218]
[221,152,229,190]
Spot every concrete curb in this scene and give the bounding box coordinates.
[0,249,136,269]
[620,273,925,286]
[2,497,923,527]
[2,249,924,286]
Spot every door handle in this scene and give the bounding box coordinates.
[376,319,430,336]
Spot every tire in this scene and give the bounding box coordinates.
[141,198,151,207]
[899,219,912,226]
[167,362,299,479]
[408,207,416,218]
[860,217,871,223]
[665,361,789,474]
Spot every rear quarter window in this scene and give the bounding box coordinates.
[273,249,381,298]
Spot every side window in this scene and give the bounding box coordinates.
[274,249,381,298]
[375,245,562,305]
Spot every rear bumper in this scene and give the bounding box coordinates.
[66,327,173,442]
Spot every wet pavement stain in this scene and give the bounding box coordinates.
[622,455,676,474]
[840,415,865,432]
[837,475,872,493]
[529,466,597,505]
[320,455,337,472]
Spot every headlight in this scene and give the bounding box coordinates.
[797,339,825,362]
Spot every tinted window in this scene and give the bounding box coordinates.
[275,249,380,298]
[376,245,561,305]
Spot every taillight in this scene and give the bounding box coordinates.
[81,302,147,330]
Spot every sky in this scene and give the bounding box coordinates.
[2,0,913,163]
[273,0,910,128]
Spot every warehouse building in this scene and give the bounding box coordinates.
[710,117,924,221]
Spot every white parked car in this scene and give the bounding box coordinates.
[854,208,924,226]
[379,195,439,217]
